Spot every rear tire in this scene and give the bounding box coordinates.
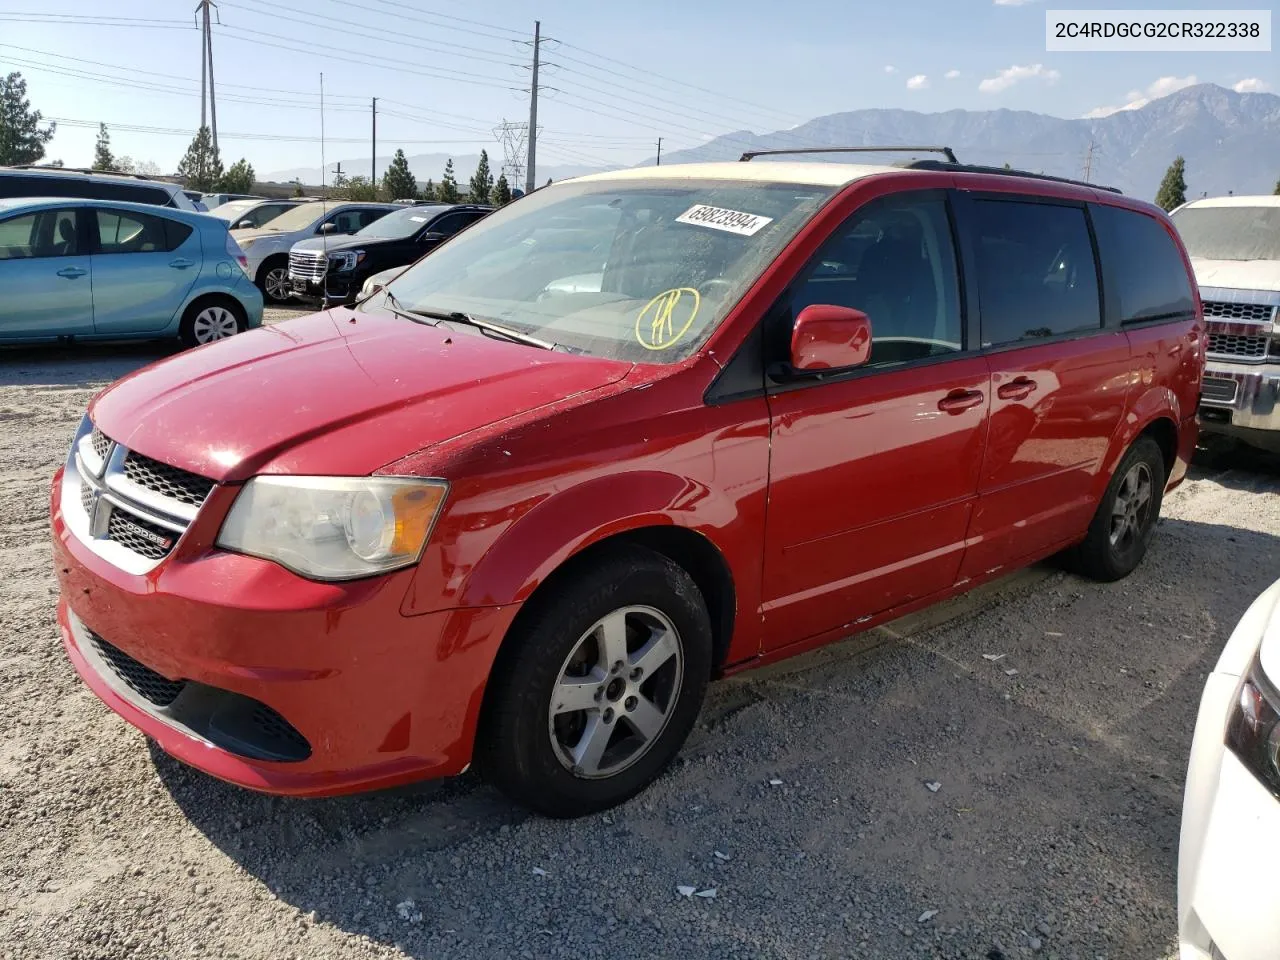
[256,257,292,304]
[1069,435,1165,582]
[179,297,245,348]
[475,545,712,818]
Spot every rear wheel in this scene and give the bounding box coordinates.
[1069,435,1165,581]
[257,257,292,304]
[476,546,712,818]
[179,298,245,348]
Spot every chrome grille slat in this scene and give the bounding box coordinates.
[1203,301,1276,323]
[288,251,327,281]
[90,427,112,462]
[123,452,214,507]
[1206,332,1269,359]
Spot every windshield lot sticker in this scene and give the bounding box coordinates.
[675,204,773,236]
[636,287,701,350]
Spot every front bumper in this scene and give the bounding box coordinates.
[1199,361,1280,450]
[287,273,358,305]
[1179,671,1280,960]
[52,469,518,797]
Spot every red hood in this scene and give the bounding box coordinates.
[90,309,633,482]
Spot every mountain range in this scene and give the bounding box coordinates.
[262,153,597,189]
[265,84,1280,200]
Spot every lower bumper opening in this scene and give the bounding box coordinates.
[85,629,312,764]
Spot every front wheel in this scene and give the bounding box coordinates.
[179,299,245,348]
[257,258,292,304]
[476,546,712,818]
[1069,435,1166,581]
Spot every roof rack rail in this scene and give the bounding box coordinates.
[3,164,163,181]
[898,159,1122,194]
[739,145,959,164]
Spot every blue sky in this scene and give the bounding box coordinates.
[1,0,1274,179]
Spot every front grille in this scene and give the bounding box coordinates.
[1206,333,1269,359]
[90,427,112,463]
[122,452,214,507]
[107,511,176,560]
[1203,301,1276,323]
[249,703,311,758]
[88,631,186,707]
[288,251,326,281]
[79,480,96,516]
[1201,377,1238,404]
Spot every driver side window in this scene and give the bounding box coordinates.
[782,192,962,369]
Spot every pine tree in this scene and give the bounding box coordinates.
[438,158,460,202]
[419,179,437,201]
[490,173,512,206]
[468,149,494,203]
[92,123,114,171]
[1154,156,1188,211]
[1274,177,1280,196]
[0,72,56,165]
[175,126,223,192]
[219,158,255,194]
[382,149,417,200]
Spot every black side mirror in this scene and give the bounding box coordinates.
[420,231,446,242]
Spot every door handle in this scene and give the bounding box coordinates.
[169,258,194,269]
[56,266,87,279]
[996,377,1037,401]
[937,389,984,414]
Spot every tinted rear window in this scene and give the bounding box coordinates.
[970,199,1102,347]
[0,173,172,206]
[1092,204,1196,324]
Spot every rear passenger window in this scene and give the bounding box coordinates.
[786,192,963,367]
[164,220,194,250]
[1091,204,1195,324]
[0,210,78,259]
[95,210,181,254]
[971,200,1101,347]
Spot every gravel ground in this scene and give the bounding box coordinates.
[4,318,1280,959]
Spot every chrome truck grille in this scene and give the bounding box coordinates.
[63,418,215,574]
[288,250,327,282]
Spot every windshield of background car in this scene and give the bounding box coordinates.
[262,202,330,232]
[373,178,836,363]
[356,205,440,240]
[209,199,255,220]
[1172,206,1280,260]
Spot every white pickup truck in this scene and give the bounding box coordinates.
[1171,195,1280,452]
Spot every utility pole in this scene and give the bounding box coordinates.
[1082,139,1096,182]
[525,20,541,194]
[195,1,220,158]
[371,97,378,183]
[656,137,663,166]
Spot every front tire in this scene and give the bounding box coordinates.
[1069,435,1165,582]
[256,257,292,304]
[476,546,712,818]
[179,298,245,348]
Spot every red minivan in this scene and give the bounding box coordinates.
[52,153,1204,817]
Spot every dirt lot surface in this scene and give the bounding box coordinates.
[4,315,1280,959]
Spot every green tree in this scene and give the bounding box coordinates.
[176,125,222,192]
[468,149,494,203]
[329,170,349,198]
[0,72,56,165]
[382,149,417,200]
[344,175,379,201]
[490,173,512,206]
[219,158,256,194]
[437,158,460,202]
[292,178,304,197]
[1155,156,1188,211]
[1002,162,1012,170]
[92,123,114,171]
[419,178,437,201]
[1274,177,1280,196]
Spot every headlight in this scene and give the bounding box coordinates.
[1226,656,1280,799]
[330,250,366,273]
[215,476,447,581]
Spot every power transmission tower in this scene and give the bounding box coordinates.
[1082,139,1096,182]
[494,121,528,187]
[525,20,543,193]
[195,0,220,158]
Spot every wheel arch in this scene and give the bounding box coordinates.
[1097,384,1183,497]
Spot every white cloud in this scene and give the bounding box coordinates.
[1233,77,1271,93]
[1083,75,1198,118]
[978,63,1061,94]
[906,74,929,90]
[944,69,961,80]
[884,65,898,74]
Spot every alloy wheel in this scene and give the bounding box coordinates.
[263,267,290,302]
[1109,461,1153,551]
[548,605,684,780]
[191,306,240,343]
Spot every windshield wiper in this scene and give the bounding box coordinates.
[411,307,557,351]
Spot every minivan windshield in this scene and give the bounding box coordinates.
[371,178,835,363]
[1171,206,1280,261]
[261,202,332,232]
[356,205,445,240]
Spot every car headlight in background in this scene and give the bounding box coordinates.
[1226,657,1280,799]
[330,250,366,273]
[216,476,447,581]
